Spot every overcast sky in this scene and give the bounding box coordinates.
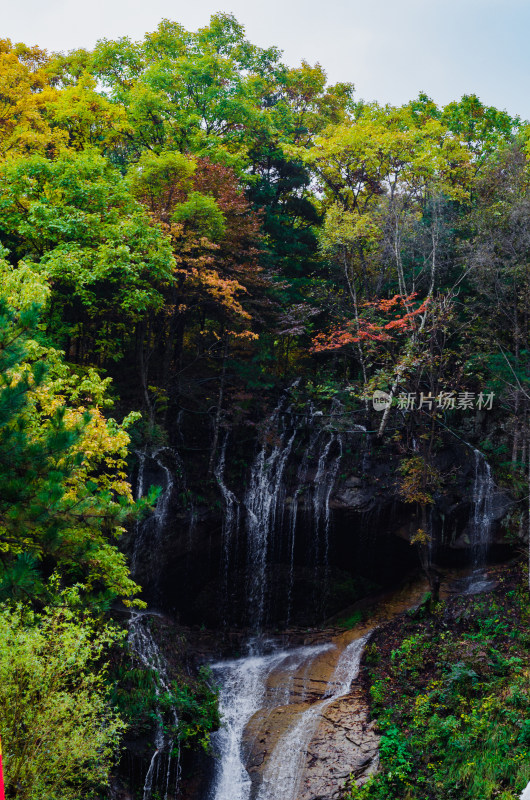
[4,0,529,119]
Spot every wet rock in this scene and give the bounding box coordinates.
[296,688,379,800]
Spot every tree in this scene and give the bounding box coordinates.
[0,39,65,159]
[0,595,125,800]
[0,149,175,364]
[0,258,144,607]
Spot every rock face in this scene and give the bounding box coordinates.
[127,432,515,631]
[298,687,379,800]
[245,683,379,800]
[233,584,432,800]
[242,635,378,800]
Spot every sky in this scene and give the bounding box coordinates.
[3,0,530,119]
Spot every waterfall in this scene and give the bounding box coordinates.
[243,393,300,630]
[240,397,343,630]
[462,448,496,594]
[314,432,343,568]
[471,448,494,569]
[297,405,344,604]
[128,612,180,800]
[312,433,334,561]
[207,396,357,800]
[154,450,176,529]
[131,451,147,575]
[256,633,370,800]
[308,400,345,569]
[284,408,320,623]
[286,496,298,625]
[215,433,240,550]
[215,434,240,568]
[215,433,240,623]
[131,447,179,586]
[209,642,332,800]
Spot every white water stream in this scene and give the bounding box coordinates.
[471,448,495,569]
[132,447,177,579]
[257,634,370,800]
[209,641,334,800]
[208,397,358,800]
[466,448,495,593]
[128,612,180,800]
[215,432,240,619]
[243,398,299,630]
[208,632,371,800]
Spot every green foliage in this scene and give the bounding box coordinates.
[354,575,530,800]
[173,192,226,241]
[3,23,530,800]
[337,610,363,628]
[112,637,220,754]
[0,259,143,606]
[129,150,196,201]
[391,633,429,677]
[0,594,125,800]
[167,666,220,751]
[0,149,174,359]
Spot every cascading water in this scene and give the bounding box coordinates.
[128,612,180,800]
[215,432,240,621]
[214,390,349,628]
[243,393,300,630]
[471,448,495,569]
[314,432,343,567]
[131,450,147,575]
[208,642,333,800]
[129,449,185,798]
[288,403,345,616]
[207,396,364,800]
[215,433,240,552]
[285,406,321,623]
[465,448,495,594]
[312,433,334,561]
[132,447,180,596]
[256,634,370,800]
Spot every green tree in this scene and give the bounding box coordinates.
[0,595,125,800]
[0,149,174,363]
[0,258,144,606]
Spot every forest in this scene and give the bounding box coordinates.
[1,12,530,800]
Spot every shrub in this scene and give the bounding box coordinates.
[0,596,125,800]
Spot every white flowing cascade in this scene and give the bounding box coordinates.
[313,432,343,566]
[131,447,177,577]
[471,448,495,569]
[286,407,322,618]
[243,395,300,630]
[257,634,370,800]
[209,642,333,800]
[209,397,359,800]
[286,403,345,620]
[128,612,180,800]
[214,432,240,613]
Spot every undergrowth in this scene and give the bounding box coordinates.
[345,566,530,800]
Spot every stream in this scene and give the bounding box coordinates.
[208,578,434,800]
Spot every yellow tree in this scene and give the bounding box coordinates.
[296,105,472,431]
[0,40,65,159]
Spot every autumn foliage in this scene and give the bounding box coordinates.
[311,294,430,352]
